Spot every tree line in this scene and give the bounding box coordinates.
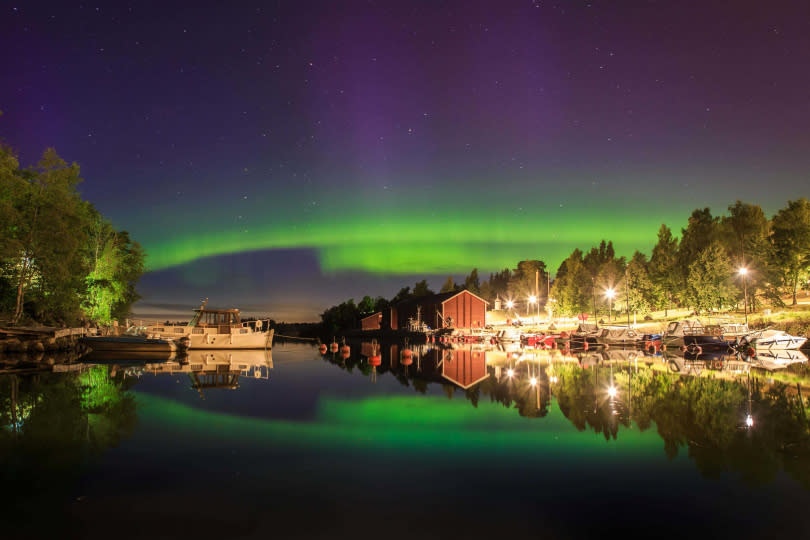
[547,200,810,319]
[1,141,145,326]
[321,199,810,330]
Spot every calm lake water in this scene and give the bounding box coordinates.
[2,341,810,539]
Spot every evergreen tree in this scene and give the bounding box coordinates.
[618,251,659,318]
[684,242,738,314]
[551,250,591,317]
[676,208,720,297]
[440,276,456,293]
[507,260,546,301]
[649,224,680,315]
[412,279,434,297]
[463,268,481,295]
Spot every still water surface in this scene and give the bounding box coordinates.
[2,341,810,539]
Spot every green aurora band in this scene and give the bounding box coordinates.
[142,203,686,274]
[134,392,662,457]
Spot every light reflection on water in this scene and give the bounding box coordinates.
[1,342,810,538]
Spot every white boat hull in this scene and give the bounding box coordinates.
[185,329,274,349]
[747,330,807,350]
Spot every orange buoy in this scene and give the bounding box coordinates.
[369,355,381,366]
[330,342,339,353]
[340,344,350,355]
[402,348,413,359]
[318,344,327,354]
[401,356,413,366]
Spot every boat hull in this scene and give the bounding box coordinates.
[184,329,274,349]
[81,336,177,353]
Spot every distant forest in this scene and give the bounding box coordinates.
[321,199,810,333]
[0,139,145,326]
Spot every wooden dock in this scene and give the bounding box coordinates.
[1,326,94,339]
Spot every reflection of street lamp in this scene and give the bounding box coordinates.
[745,372,754,428]
[605,288,616,323]
[738,267,749,325]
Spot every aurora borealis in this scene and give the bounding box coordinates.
[3,2,809,320]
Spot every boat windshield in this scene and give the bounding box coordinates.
[666,322,679,334]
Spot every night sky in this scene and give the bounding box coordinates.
[2,1,809,321]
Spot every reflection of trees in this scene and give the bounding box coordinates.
[0,367,138,530]
[554,365,630,440]
[550,364,810,485]
[318,343,810,486]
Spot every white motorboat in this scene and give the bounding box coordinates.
[144,299,274,350]
[741,329,807,350]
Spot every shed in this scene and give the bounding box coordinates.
[360,311,383,331]
[390,290,488,330]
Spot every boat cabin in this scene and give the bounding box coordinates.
[665,319,707,337]
[188,300,242,332]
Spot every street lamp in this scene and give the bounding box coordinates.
[528,295,537,323]
[738,267,749,325]
[605,288,616,323]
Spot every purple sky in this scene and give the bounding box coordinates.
[2,1,809,321]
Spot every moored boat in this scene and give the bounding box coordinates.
[144,299,274,350]
[81,335,178,353]
[661,319,736,352]
[740,329,807,350]
[595,326,645,347]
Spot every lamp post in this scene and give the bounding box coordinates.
[605,288,615,323]
[738,267,749,325]
[625,268,631,328]
[528,295,537,324]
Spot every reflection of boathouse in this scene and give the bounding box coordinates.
[389,290,487,331]
[439,348,489,389]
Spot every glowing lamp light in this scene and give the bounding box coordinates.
[506,300,514,309]
[550,376,558,383]
[530,376,537,386]
[605,288,615,299]
[746,414,754,427]
[607,386,618,398]
[738,267,748,276]
[507,368,514,378]
[528,295,537,304]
